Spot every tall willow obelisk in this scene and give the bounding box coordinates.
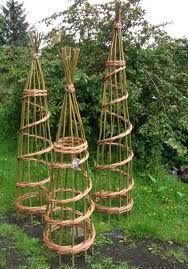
[94,0,134,215]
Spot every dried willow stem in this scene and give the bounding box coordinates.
[94,0,134,215]
[44,47,95,266]
[16,31,53,217]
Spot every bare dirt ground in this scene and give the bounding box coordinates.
[1,214,188,269]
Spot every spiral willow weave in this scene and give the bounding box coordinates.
[16,32,53,215]
[94,0,134,215]
[44,47,95,263]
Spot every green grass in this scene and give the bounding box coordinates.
[121,171,188,245]
[0,139,188,268]
[0,140,17,214]
[0,223,49,269]
[91,166,188,246]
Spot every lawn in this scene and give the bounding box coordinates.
[0,139,188,269]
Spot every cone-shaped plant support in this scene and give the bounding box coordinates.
[94,0,134,215]
[16,32,53,216]
[44,47,95,265]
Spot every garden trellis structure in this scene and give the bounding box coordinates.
[94,0,134,215]
[16,32,53,217]
[44,47,95,265]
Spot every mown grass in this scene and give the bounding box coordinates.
[0,139,188,268]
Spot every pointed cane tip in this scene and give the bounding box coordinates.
[28,31,42,57]
[115,0,121,6]
[115,0,121,11]
[114,0,122,27]
[74,48,80,55]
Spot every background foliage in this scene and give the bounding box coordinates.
[0,0,187,167]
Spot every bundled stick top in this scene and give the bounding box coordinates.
[56,46,85,143]
[29,31,42,59]
[115,0,121,24]
[61,47,80,93]
[25,31,45,91]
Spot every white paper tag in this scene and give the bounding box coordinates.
[72,158,80,170]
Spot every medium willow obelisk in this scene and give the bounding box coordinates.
[94,0,134,215]
[44,47,95,265]
[16,32,53,217]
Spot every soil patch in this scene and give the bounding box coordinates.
[0,236,28,269]
[94,229,188,269]
[50,230,188,269]
[2,213,188,269]
[6,211,44,239]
